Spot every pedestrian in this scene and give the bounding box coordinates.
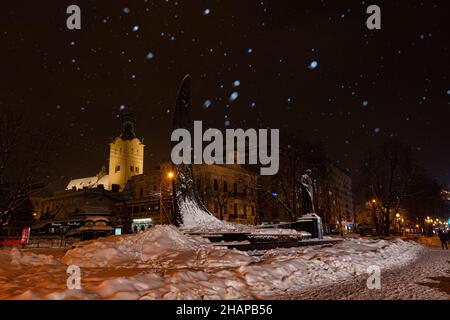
[438,229,448,250]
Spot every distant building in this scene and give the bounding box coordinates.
[66,112,144,192]
[315,164,355,233]
[194,164,258,225]
[32,187,127,239]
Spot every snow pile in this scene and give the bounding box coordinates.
[0,231,423,300]
[0,247,58,267]
[62,225,255,269]
[65,238,422,300]
[60,230,422,299]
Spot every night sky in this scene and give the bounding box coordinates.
[0,1,449,189]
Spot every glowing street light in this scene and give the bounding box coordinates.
[167,171,175,179]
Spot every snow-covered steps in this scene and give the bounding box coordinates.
[183,231,250,243]
[183,229,341,251]
[211,238,342,251]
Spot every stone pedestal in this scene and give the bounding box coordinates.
[296,213,324,239]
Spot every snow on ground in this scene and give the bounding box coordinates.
[0,226,427,300]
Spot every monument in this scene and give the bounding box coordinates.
[300,169,314,214]
[297,169,324,239]
[171,75,217,227]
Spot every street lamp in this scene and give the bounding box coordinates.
[160,170,175,225]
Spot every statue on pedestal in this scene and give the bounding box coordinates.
[300,169,314,214]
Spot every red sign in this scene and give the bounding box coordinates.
[20,227,31,245]
[0,227,31,246]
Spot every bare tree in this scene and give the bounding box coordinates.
[0,108,61,235]
[359,139,415,236]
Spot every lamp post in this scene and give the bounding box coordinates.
[395,213,401,235]
[160,170,175,225]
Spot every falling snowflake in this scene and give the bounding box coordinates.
[203,100,212,108]
[132,25,139,32]
[146,52,154,60]
[308,60,318,69]
[233,80,241,87]
[229,92,239,102]
[203,9,210,15]
[123,7,130,14]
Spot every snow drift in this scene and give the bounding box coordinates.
[0,227,423,300]
[62,225,255,269]
[58,227,422,299]
[0,247,58,267]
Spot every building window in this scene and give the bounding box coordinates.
[214,203,218,214]
[139,188,144,198]
[243,205,247,215]
[213,179,218,191]
[252,207,255,216]
[223,181,228,192]
[233,183,237,196]
[153,185,157,191]
[223,205,228,214]
[234,203,238,215]
[115,165,121,173]
[130,166,134,172]
[135,166,139,173]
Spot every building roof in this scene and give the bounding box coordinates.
[66,175,110,191]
